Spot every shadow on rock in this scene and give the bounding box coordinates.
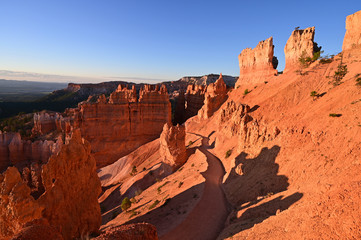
[122,183,205,237]
[224,145,289,205]
[221,192,303,239]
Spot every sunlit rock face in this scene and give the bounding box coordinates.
[342,10,361,60]
[236,37,278,87]
[284,27,319,72]
[198,73,228,119]
[0,130,101,240]
[159,123,187,170]
[32,84,172,168]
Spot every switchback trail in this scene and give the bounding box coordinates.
[161,135,230,240]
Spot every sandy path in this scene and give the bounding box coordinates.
[161,136,230,240]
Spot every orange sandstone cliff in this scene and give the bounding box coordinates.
[33,84,172,168]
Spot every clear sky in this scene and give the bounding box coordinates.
[0,1,360,83]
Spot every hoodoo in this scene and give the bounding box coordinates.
[236,37,278,88]
[198,73,228,119]
[284,27,320,72]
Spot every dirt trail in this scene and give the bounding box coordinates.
[161,136,230,240]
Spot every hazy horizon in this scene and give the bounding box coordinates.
[1,1,360,83]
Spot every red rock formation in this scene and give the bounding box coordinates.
[342,10,361,59]
[0,130,101,240]
[159,123,186,170]
[198,74,228,119]
[95,223,158,240]
[33,84,172,168]
[184,84,206,119]
[219,100,250,137]
[0,167,44,238]
[32,111,58,135]
[284,27,318,72]
[236,37,278,87]
[38,130,101,239]
[0,132,59,172]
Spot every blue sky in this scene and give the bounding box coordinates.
[0,1,360,83]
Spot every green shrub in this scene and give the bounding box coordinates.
[121,197,131,212]
[225,149,232,159]
[320,54,334,64]
[333,64,348,86]
[356,77,361,86]
[149,200,160,210]
[299,50,323,68]
[332,55,348,86]
[188,140,193,146]
[157,181,170,194]
[178,181,183,188]
[130,166,137,176]
[243,89,250,95]
[310,91,318,97]
[329,113,342,117]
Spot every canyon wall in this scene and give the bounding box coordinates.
[184,84,206,120]
[198,74,228,119]
[33,84,172,168]
[342,10,361,60]
[236,37,278,87]
[0,130,101,240]
[284,27,318,72]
